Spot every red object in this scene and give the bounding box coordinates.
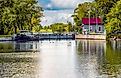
[82,18,102,25]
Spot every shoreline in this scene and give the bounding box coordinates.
[0,52,40,59]
[0,35,121,41]
[75,34,106,40]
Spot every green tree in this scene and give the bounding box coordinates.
[106,0,121,38]
[72,2,98,26]
[72,2,99,33]
[0,0,43,35]
[46,23,74,33]
[67,22,73,32]
[95,0,120,23]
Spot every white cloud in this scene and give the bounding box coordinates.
[51,0,93,9]
[40,0,94,26]
[41,10,74,26]
[46,3,53,9]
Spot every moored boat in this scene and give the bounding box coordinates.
[13,30,38,41]
[12,31,75,41]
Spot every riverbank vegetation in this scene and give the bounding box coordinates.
[41,22,81,33]
[0,0,43,35]
[0,35,12,38]
[73,0,121,38]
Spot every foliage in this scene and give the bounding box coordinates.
[73,0,119,25]
[0,0,43,35]
[38,22,79,33]
[95,0,119,15]
[48,23,74,33]
[72,2,100,33]
[0,35,12,38]
[106,0,121,38]
[32,25,43,32]
[95,0,120,25]
[73,0,121,38]
[72,2,98,26]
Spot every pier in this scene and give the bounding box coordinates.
[75,34,106,40]
[12,31,75,41]
[35,33,75,40]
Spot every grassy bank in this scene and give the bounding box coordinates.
[0,35,12,38]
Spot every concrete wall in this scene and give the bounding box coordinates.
[75,34,106,40]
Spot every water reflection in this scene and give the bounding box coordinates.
[77,40,121,78]
[0,42,14,52]
[0,41,39,52]
[0,40,121,78]
[14,41,39,52]
[0,52,39,78]
[76,40,106,78]
[77,40,105,55]
[99,40,121,77]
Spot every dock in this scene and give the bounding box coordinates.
[0,33,75,41]
[35,33,75,40]
[75,34,106,40]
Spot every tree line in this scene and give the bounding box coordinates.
[41,22,81,33]
[1,0,121,38]
[73,0,121,38]
[0,0,43,35]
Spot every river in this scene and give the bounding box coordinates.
[0,40,121,78]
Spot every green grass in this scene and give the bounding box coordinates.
[39,29,52,33]
[0,35,12,38]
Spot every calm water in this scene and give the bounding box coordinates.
[0,40,121,78]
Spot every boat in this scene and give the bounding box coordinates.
[12,31,75,41]
[13,30,38,41]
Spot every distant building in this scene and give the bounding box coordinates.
[82,18,105,35]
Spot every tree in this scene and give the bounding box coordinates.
[0,0,43,35]
[67,22,73,32]
[72,0,120,35]
[72,2,99,26]
[95,0,120,22]
[44,23,75,33]
[106,0,121,38]
[95,0,119,14]
[72,2,99,33]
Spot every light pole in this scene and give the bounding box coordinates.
[88,2,91,35]
[96,8,98,33]
[88,9,91,35]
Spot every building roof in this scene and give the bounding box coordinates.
[82,18,102,25]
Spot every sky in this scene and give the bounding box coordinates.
[38,0,93,26]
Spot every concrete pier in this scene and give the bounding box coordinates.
[75,34,106,40]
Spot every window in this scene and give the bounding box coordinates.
[98,26,102,32]
[90,26,92,32]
